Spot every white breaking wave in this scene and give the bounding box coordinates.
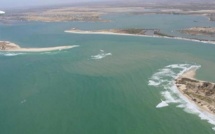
[0,52,25,57]
[91,50,112,60]
[156,100,169,108]
[149,64,215,131]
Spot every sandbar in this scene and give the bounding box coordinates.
[65,29,215,45]
[0,41,78,52]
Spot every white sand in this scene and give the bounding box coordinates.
[65,30,215,45]
[180,68,197,78]
[6,46,78,52]
[0,41,78,52]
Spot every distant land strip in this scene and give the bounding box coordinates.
[65,28,215,45]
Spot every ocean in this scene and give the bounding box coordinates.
[0,14,215,134]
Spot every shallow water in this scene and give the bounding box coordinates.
[0,14,215,134]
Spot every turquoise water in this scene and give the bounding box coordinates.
[0,14,215,134]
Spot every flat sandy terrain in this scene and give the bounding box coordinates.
[6,46,77,52]
[65,29,215,45]
[0,41,78,52]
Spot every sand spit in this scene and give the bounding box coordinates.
[65,29,215,45]
[175,68,215,115]
[0,41,78,52]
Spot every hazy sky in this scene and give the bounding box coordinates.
[0,0,103,9]
[1,0,213,9]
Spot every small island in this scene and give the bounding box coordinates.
[180,27,215,36]
[175,68,215,114]
[0,41,77,52]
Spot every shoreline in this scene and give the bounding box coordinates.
[175,68,215,115]
[0,41,78,52]
[4,46,78,52]
[65,30,215,45]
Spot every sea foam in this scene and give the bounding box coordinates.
[91,50,112,60]
[156,100,169,108]
[149,64,215,131]
[0,52,25,57]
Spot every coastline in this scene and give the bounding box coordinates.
[0,41,78,52]
[65,30,215,45]
[175,68,215,115]
[4,46,78,52]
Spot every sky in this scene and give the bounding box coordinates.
[1,0,213,9]
[0,0,104,9]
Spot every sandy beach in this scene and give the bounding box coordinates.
[0,41,78,52]
[178,67,197,79]
[7,46,78,52]
[65,30,215,45]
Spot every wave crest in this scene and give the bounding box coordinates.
[91,50,112,60]
[0,52,25,57]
